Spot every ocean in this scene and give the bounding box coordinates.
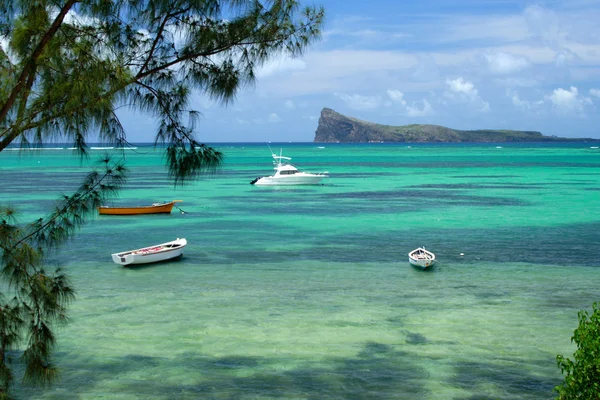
[1,142,599,399]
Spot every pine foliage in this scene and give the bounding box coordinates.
[0,158,126,394]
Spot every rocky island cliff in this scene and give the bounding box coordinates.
[313,108,594,143]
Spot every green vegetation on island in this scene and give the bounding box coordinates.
[314,108,598,143]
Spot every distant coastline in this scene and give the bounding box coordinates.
[4,142,600,150]
[313,108,600,143]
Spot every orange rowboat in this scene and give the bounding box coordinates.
[98,200,182,215]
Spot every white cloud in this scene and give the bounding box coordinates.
[590,88,600,98]
[284,100,296,110]
[446,77,477,96]
[555,52,568,67]
[548,86,591,113]
[63,9,100,28]
[511,92,530,109]
[549,87,578,109]
[507,89,544,110]
[386,89,406,105]
[255,55,306,78]
[444,77,490,112]
[521,5,585,69]
[0,38,15,63]
[385,90,434,116]
[324,16,411,44]
[406,99,434,117]
[251,50,420,97]
[411,14,530,45]
[267,113,281,123]
[484,52,530,74]
[524,5,563,45]
[334,92,381,110]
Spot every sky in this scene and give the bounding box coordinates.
[122,1,600,141]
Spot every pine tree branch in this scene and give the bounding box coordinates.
[0,0,79,125]
[138,8,191,77]
[3,161,124,254]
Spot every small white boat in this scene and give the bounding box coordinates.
[408,247,436,269]
[250,150,328,186]
[111,238,187,266]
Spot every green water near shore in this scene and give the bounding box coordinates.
[1,142,599,399]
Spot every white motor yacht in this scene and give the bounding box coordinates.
[250,150,328,186]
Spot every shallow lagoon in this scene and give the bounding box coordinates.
[1,142,599,399]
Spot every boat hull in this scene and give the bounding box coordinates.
[252,174,326,186]
[409,257,436,269]
[111,238,187,266]
[98,201,178,215]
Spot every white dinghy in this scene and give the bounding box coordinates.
[408,247,436,269]
[111,238,187,266]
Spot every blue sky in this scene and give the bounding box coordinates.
[122,0,600,142]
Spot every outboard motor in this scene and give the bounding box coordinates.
[250,177,261,185]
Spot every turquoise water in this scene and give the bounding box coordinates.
[1,142,599,399]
